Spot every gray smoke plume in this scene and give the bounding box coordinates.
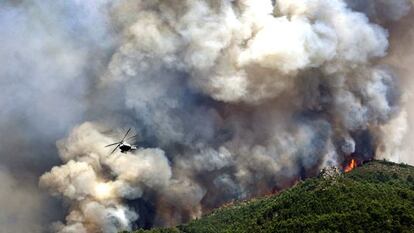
[375,3,414,165]
[0,0,114,232]
[1,0,414,232]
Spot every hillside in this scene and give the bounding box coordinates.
[127,161,414,233]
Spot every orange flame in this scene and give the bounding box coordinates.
[344,159,357,173]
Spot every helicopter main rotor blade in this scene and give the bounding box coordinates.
[105,142,121,147]
[126,134,138,141]
[110,144,120,155]
[121,128,131,142]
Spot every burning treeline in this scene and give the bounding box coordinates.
[37,0,414,232]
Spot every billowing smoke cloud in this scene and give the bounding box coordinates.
[1,0,413,232]
[0,0,114,232]
[375,3,414,165]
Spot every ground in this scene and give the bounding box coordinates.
[126,160,414,233]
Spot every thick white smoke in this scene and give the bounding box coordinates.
[40,123,173,232]
[34,0,414,232]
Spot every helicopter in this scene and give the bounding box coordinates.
[105,128,138,154]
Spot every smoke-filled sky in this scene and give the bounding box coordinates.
[1,0,414,232]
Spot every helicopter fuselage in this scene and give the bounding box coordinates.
[119,142,137,153]
[105,128,138,154]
